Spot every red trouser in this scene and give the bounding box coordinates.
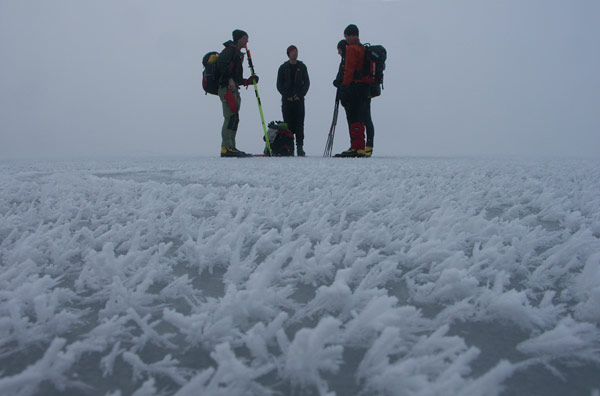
[344,83,368,150]
[350,122,366,150]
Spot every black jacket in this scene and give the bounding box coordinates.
[277,61,310,100]
[334,57,345,88]
[216,41,245,87]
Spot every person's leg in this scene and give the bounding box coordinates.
[365,97,374,148]
[336,89,365,157]
[219,87,240,149]
[348,85,366,152]
[281,100,295,155]
[295,101,306,156]
[219,87,246,156]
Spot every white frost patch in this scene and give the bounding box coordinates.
[279,316,343,395]
[573,253,600,322]
[517,316,600,363]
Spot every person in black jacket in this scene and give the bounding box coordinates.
[334,39,351,131]
[277,45,310,156]
[215,29,258,157]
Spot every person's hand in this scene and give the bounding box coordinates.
[228,78,236,91]
[333,79,341,88]
[244,75,259,86]
[294,95,300,101]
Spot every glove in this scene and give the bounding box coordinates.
[244,75,259,86]
[333,79,341,88]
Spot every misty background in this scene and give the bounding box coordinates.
[1,0,599,159]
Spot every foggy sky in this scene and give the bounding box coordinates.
[1,0,599,159]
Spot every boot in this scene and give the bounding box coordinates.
[334,148,366,157]
[334,122,366,157]
[221,146,252,157]
[297,145,305,157]
[365,146,373,158]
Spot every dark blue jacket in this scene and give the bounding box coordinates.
[216,41,245,87]
[277,61,310,100]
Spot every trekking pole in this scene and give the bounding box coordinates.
[323,93,340,157]
[245,45,272,157]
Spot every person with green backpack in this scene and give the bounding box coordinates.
[215,29,259,157]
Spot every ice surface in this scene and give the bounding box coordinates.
[0,156,599,395]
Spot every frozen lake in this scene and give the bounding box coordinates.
[1,156,599,396]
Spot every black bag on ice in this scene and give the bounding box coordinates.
[264,121,294,156]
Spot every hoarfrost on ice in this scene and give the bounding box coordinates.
[1,157,599,395]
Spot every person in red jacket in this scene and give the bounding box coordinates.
[335,24,370,157]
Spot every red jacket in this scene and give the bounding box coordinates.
[342,37,367,86]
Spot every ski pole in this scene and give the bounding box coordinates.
[245,45,272,157]
[324,94,340,157]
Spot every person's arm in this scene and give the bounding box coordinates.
[342,45,360,86]
[300,63,310,97]
[333,59,344,87]
[276,64,285,96]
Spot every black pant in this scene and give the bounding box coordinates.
[342,85,375,147]
[343,84,369,125]
[345,98,374,146]
[365,98,374,147]
[282,99,305,147]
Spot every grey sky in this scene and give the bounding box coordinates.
[1,0,599,158]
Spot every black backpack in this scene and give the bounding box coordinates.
[202,51,220,95]
[264,121,294,156]
[362,44,387,97]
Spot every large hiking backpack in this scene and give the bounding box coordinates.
[202,51,220,95]
[265,121,294,156]
[362,44,387,98]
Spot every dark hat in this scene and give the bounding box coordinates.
[337,39,347,50]
[232,29,248,43]
[344,24,359,37]
[287,45,298,55]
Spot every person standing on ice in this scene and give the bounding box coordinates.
[335,24,371,158]
[216,29,259,157]
[277,45,310,156]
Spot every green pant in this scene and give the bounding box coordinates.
[218,86,241,149]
